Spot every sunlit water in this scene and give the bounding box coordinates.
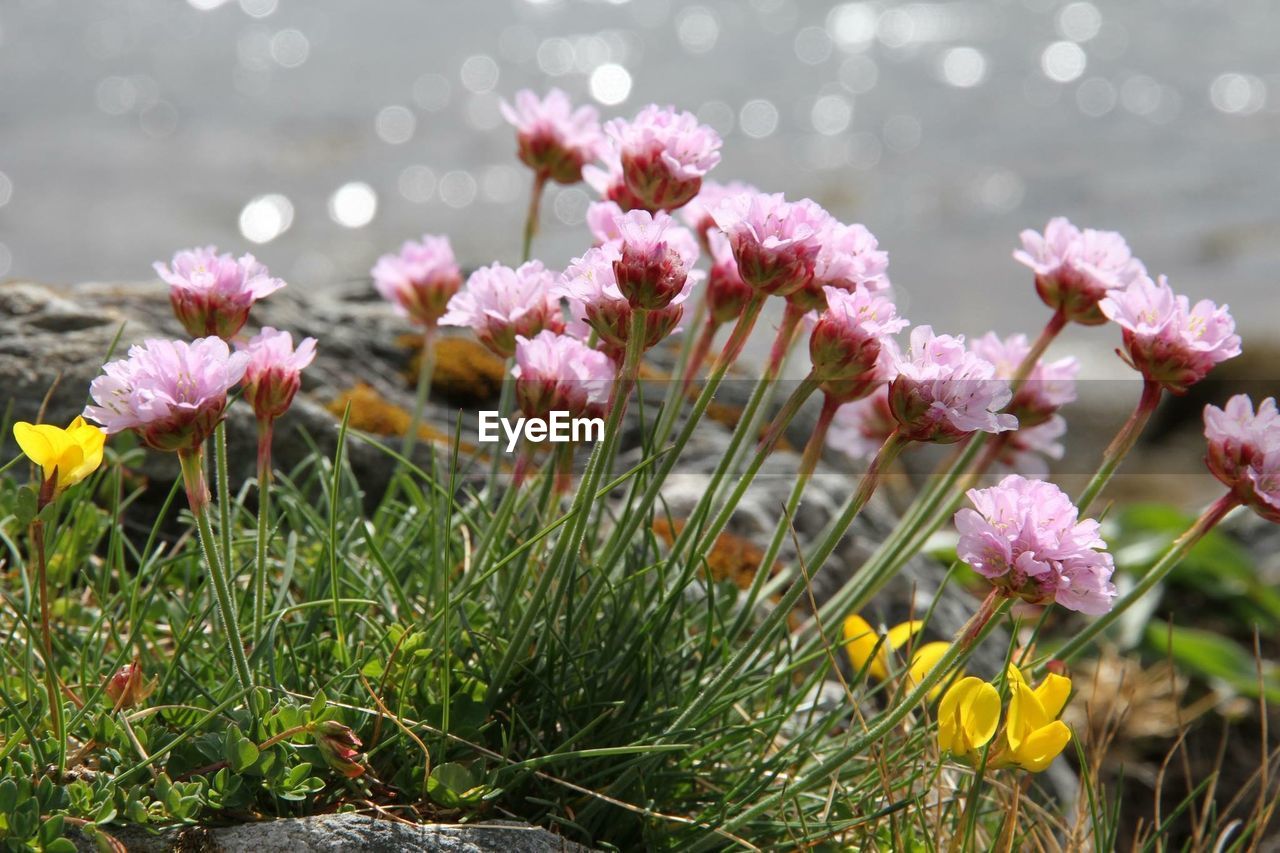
[1,0,1277,365]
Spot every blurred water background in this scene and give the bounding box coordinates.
[1,0,1277,365]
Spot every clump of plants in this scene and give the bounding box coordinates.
[2,88,1276,851]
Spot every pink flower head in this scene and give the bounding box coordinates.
[155,246,285,340]
[604,105,722,212]
[371,235,463,328]
[791,222,891,312]
[705,231,755,325]
[808,286,907,399]
[84,337,248,452]
[513,330,616,420]
[1014,217,1148,325]
[500,88,605,185]
[1099,275,1241,394]
[440,261,565,358]
[889,326,1018,444]
[240,327,317,421]
[1203,395,1280,523]
[680,179,760,246]
[555,244,696,359]
[611,209,697,310]
[586,201,627,244]
[712,192,833,298]
[991,415,1067,479]
[955,474,1117,615]
[970,332,1078,427]
[829,384,898,463]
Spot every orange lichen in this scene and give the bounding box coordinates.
[398,334,505,406]
[652,518,779,591]
[327,383,466,449]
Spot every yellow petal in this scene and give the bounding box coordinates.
[1005,664,1028,687]
[1033,673,1072,720]
[908,642,953,700]
[843,614,888,680]
[884,620,923,652]
[1010,720,1072,772]
[14,422,74,482]
[64,422,106,487]
[938,677,1000,755]
[1007,682,1054,752]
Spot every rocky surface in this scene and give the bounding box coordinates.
[74,814,591,853]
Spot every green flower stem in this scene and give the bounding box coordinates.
[597,294,767,570]
[253,418,273,651]
[1051,492,1240,667]
[728,392,839,638]
[665,430,909,740]
[1012,307,1067,386]
[1075,377,1162,514]
[785,434,986,659]
[178,448,255,701]
[488,309,646,698]
[29,517,65,772]
[399,325,436,466]
[703,590,1010,847]
[486,357,516,498]
[213,420,233,593]
[521,170,548,263]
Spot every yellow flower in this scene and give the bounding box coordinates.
[844,615,958,700]
[843,614,922,680]
[937,676,1001,758]
[12,417,106,495]
[997,667,1073,772]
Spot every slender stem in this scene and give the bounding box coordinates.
[487,357,516,497]
[1076,378,1162,514]
[598,294,767,569]
[254,418,274,651]
[765,300,806,378]
[400,326,436,464]
[1052,492,1240,667]
[214,421,233,594]
[30,518,65,771]
[1012,308,1067,387]
[681,317,720,395]
[730,393,839,636]
[488,309,645,698]
[521,170,549,263]
[178,449,255,700]
[667,431,909,737]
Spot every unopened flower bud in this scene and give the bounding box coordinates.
[313,720,365,779]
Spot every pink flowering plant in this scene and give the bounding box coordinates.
[8,89,1278,853]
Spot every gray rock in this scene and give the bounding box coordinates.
[78,814,590,853]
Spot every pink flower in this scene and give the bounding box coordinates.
[955,474,1117,615]
[829,384,898,462]
[84,337,248,452]
[554,244,696,359]
[711,192,833,298]
[156,246,285,340]
[604,105,722,211]
[1014,217,1148,325]
[889,326,1018,443]
[969,332,1078,427]
[1204,395,1280,523]
[791,222,891,312]
[240,327,317,421]
[440,261,565,357]
[808,286,907,400]
[1099,275,1241,394]
[680,179,760,244]
[612,209,696,310]
[500,88,605,184]
[705,231,755,325]
[586,201,627,244]
[991,415,1067,479]
[513,330,616,420]
[371,235,463,328]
